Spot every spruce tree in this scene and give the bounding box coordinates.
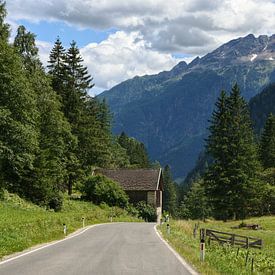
[260,114,275,168]
[204,90,232,219]
[162,165,177,216]
[47,37,67,93]
[205,84,261,220]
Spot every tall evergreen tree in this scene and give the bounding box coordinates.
[260,114,275,169]
[204,84,261,220]
[162,165,177,216]
[47,37,67,93]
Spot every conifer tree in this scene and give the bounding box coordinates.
[162,165,177,216]
[204,84,261,220]
[47,37,67,93]
[260,114,275,169]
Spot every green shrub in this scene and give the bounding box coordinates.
[82,175,129,208]
[48,192,63,212]
[136,201,157,222]
[126,203,139,217]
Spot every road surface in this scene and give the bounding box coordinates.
[0,223,197,275]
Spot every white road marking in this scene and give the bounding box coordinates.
[154,225,198,275]
[0,223,106,266]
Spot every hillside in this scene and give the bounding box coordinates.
[249,83,275,134]
[99,34,275,179]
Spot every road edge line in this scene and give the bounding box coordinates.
[154,225,198,275]
[0,223,106,266]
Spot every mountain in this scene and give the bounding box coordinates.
[98,34,275,180]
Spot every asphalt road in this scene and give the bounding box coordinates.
[0,223,196,275]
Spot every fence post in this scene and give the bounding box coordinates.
[200,228,206,262]
[231,234,235,246]
[246,237,249,249]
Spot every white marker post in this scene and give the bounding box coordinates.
[82,217,85,228]
[200,239,205,261]
[63,224,67,235]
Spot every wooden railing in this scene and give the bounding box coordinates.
[200,228,263,249]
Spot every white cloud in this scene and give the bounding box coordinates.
[80,31,179,92]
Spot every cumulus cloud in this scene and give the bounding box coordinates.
[6,0,275,55]
[80,31,179,92]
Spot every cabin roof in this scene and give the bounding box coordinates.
[96,168,163,191]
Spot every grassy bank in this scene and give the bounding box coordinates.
[159,216,275,274]
[0,191,140,259]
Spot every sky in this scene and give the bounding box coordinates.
[6,0,275,95]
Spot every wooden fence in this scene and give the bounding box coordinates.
[200,228,263,249]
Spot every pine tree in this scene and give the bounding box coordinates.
[179,179,211,220]
[162,165,177,216]
[47,37,67,93]
[204,84,261,220]
[260,114,275,169]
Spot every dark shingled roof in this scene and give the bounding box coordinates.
[96,168,162,191]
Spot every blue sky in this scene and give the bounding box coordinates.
[6,0,275,94]
[16,19,117,48]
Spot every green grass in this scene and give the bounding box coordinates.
[159,216,275,275]
[0,191,140,259]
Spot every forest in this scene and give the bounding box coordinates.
[0,2,151,211]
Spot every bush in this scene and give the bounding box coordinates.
[48,192,63,212]
[82,175,129,208]
[136,201,157,222]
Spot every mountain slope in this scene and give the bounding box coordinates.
[250,83,275,134]
[98,34,275,179]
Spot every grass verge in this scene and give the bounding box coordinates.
[159,216,275,275]
[0,191,140,259]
